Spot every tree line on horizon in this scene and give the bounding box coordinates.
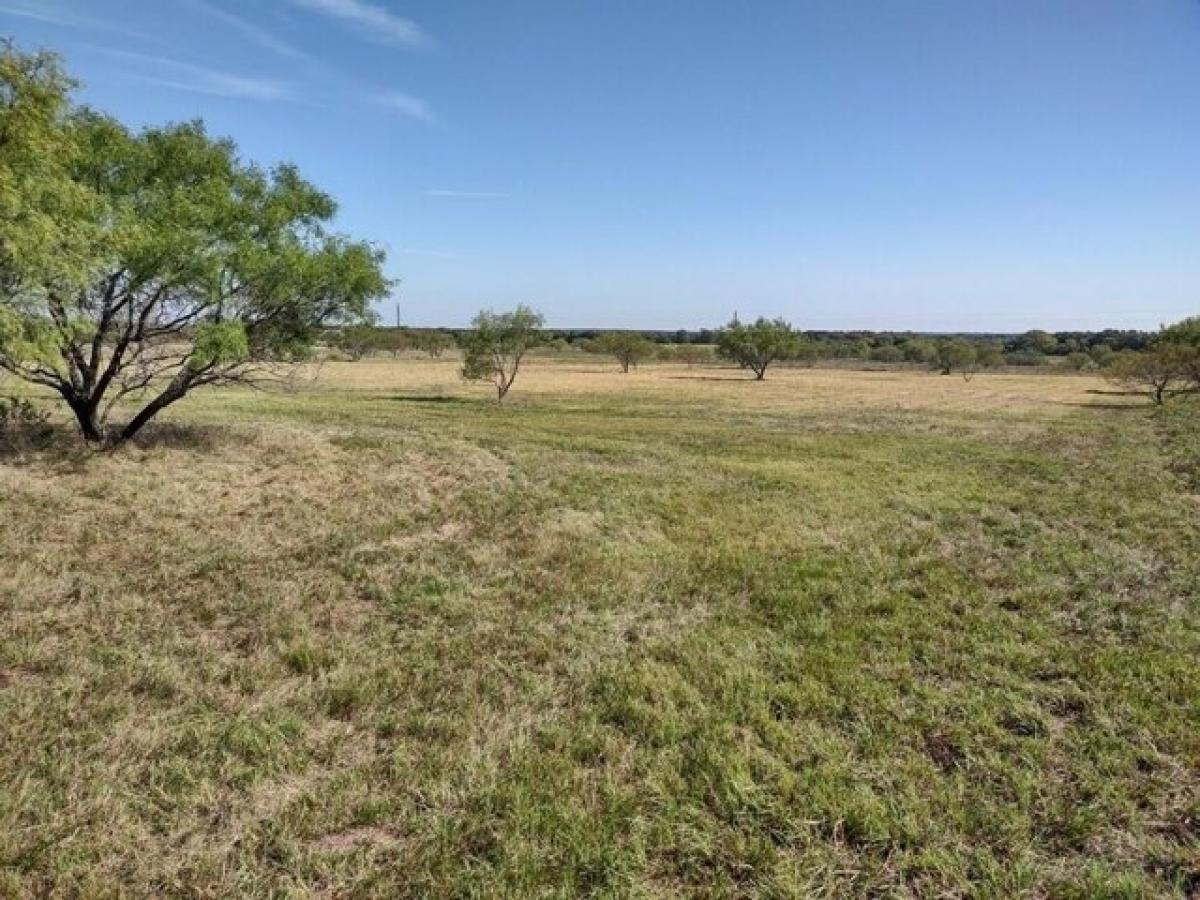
[344,324,1156,353]
[326,320,1167,378]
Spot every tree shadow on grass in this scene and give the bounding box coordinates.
[1060,402,1145,411]
[663,375,754,383]
[125,423,228,452]
[386,395,466,405]
[0,422,229,468]
[0,426,68,465]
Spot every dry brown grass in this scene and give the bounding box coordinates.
[309,356,1123,417]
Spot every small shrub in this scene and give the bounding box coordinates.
[1089,345,1118,369]
[0,396,51,445]
[976,345,1005,369]
[1063,351,1093,371]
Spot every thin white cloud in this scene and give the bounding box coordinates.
[0,2,150,39]
[180,0,312,61]
[99,49,294,102]
[374,90,434,121]
[287,0,430,48]
[136,73,292,101]
[425,190,511,199]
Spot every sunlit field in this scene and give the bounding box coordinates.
[2,358,1197,897]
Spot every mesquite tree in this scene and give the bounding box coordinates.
[590,331,656,372]
[1107,330,1200,405]
[1156,317,1200,389]
[0,45,388,445]
[935,339,978,379]
[716,316,800,380]
[461,305,544,402]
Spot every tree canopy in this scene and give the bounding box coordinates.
[1106,318,1200,403]
[461,305,544,401]
[715,317,800,380]
[589,331,656,373]
[935,339,977,377]
[1109,344,1195,405]
[1156,316,1200,379]
[0,45,388,445]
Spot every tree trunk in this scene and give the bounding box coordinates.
[113,380,190,445]
[66,396,103,444]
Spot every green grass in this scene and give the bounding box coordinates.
[1,365,1197,897]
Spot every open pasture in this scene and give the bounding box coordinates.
[1,360,1197,897]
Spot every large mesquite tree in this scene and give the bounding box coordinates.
[0,45,388,445]
[715,316,801,380]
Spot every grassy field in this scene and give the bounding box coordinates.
[1,358,1198,897]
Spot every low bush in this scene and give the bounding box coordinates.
[0,395,51,447]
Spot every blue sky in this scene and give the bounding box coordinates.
[3,1,1198,330]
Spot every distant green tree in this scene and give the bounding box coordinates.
[900,339,938,364]
[1063,351,1093,371]
[375,327,411,358]
[845,339,872,359]
[1021,330,1060,355]
[461,305,544,402]
[869,345,903,364]
[936,340,978,378]
[334,323,384,361]
[976,345,1005,370]
[1157,316,1200,349]
[1004,350,1047,367]
[409,328,455,358]
[590,331,656,372]
[716,317,800,380]
[0,45,387,446]
[1088,344,1117,369]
